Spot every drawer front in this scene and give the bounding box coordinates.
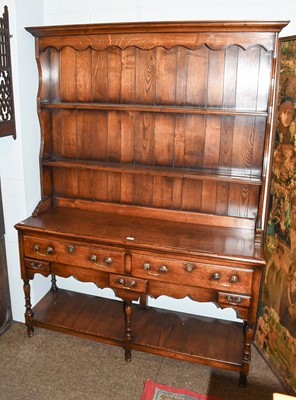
[218,292,251,307]
[132,253,254,294]
[24,258,50,273]
[110,274,147,293]
[23,236,125,274]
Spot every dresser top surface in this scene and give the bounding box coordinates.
[15,206,264,265]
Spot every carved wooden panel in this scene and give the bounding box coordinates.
[0,6,15,139]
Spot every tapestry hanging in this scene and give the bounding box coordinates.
[256,35,296,394]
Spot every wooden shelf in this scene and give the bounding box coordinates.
[32,288,244,370]
[40,101,268,117]
[42,159,262,186]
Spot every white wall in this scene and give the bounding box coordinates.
[0,0,44,322]
[2,0,296,324]
[44,0,296,37]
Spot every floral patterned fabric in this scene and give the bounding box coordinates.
[256,38,296,393]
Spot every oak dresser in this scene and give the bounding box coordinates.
[15,20,287,386]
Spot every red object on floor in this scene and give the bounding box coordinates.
[141,379,223,400]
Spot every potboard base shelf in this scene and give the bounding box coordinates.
[31,289,244,372]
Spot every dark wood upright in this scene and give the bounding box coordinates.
[15,20,288,386]
[0,180,12,334]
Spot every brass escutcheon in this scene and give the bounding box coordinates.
[67,244,75,254]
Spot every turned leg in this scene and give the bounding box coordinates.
[51,274,58,291]
[239,321,253,387]
[139,294,148,309]
[124,300,133,362]
[23,279,34,337]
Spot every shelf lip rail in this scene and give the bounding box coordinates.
[40,101,268,117]
[42,159,262,186]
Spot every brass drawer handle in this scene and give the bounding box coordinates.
[143,263,160,276]
[118,278,136,290]
[227,295,242,304]
[148,271,160,276]
[90,254,113,267]
[211,272,220,280]
[143,263,167,276]
[29,261,43,270]
[185,263,194,272]
[33,244,54,256]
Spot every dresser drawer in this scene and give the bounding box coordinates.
[132,253,254,294]
[218,292,251,307]
[23,236,125,274]
[24,258,50,273]
[110,274,147,293]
